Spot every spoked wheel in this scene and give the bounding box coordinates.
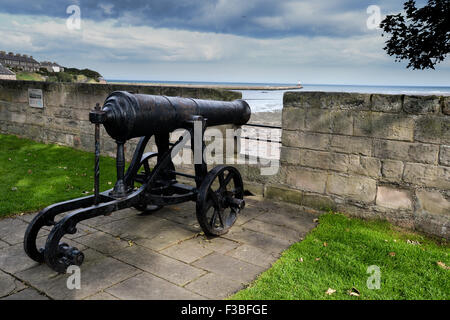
[132,152,163,214]
[196,165,245,236]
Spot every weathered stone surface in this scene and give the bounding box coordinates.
[371,94,403,113]
[15,249,139,300]
[403,163,450,189]
[160,239,214,264]
[264,184,303,205]
[416,190,450,216]
[0,243,39,274]
[326,174,377,203]
[330,135,372,156]
[0,270,21,298]
[381,160,404,181]
[414,210,449,239]
[376,186,413,210]
[185,272,243,299]
[284,167,327,193]
[330,110,353,135]
[226,244,279,268]
[282,131,331,151]
[348,155,381,178]
[74,231,130,255]
[0,218,35,245]
[414,115,450,144]
[282,107,305,130]
[403,95,440,114]
[305,109,332,133]
[354,112,414,141]
[373,139,439,164]
[1,288,49,300]
[243,219,303,241]
[224,226,292,253]
[442,97,450,115]
[84,291,119,300]
[113,245,205,286]
[301,193,337,211]
[106,272,204,300]
[192,252,265,284]
[440,145,450,166]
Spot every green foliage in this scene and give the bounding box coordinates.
[232,213,449,300]
[381,0,450,69]
[0,134,117,217]
[65,67,102,81]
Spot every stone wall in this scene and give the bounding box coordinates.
[1,80,449,239]
[265,92,449,239]
[0,80,241,161]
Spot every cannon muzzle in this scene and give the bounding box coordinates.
[92,91,251,141]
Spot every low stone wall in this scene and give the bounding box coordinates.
[265,92,449,238]
[1,80,449,239]
[0,80,240,161]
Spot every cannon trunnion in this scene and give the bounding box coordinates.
[24,92,251,273]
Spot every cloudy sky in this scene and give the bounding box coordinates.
[0,0,448,86]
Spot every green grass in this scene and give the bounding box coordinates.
[15,72,45,81]
[232,213,449,300]
[0,134,117,218]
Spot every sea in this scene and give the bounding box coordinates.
[107,80,450,113]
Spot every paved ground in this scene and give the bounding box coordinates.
[0,196,318,300]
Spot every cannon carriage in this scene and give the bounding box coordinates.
[24,91,251,273]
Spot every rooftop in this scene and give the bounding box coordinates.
[0,63,15,75]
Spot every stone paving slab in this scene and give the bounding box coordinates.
[1,288,49,300]
[185,272,244,299]
[192,252,265,284]
[0,196,319,300]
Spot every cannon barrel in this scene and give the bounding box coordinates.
[96,91,251,141]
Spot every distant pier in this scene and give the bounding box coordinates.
[108,81,303,91]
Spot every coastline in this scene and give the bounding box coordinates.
[108,81,302,91]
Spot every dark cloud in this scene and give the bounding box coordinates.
[0,0,405,38]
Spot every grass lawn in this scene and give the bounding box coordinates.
[0,134,117,218]
[232,213,449,300]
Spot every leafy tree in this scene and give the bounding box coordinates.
[380,0,450,69]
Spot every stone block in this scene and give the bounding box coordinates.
[282,107,305,130]
[416,190,450,216]
[414,115,450,144]
[224,226,292,253]
[381,160,404,181]
[280,146,301,164]
[348,155,381,178]
[354,112,414,141]
[330,110,353,135]
[373,140,439,164]
[227,244,279,268]
[185,273,243,299]
[264,184,303,205]
[371,94,403,113]
[282,131,331,151]
[403,95,440,114]
[330,135,372,156]
[376,186,413,210]
[326,173,377,203]
[305,108,332,133]
[442,97,450,115]
[192,252,264,284]
[106,272,204,300]
[284,167,327,193]
[440,145,450,166]
[403,163,450,189]
[113,246,205,286]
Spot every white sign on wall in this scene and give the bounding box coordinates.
[28,88,44,108]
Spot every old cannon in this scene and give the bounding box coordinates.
[24,91,251,273]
